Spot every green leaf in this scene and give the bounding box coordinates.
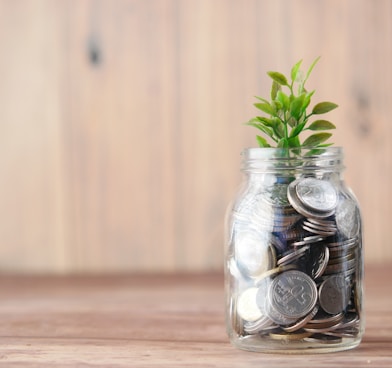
[305,56,321,82]
[287,135,300,148]
[303,90,315,110]
[245,119,274,138]
[277,138,289,148]
[291,59,303,82]
[256,135,271,147]
[302,132,332,147]
[287,117,297,128]
[267,71,288,86]
[270,81,281,100]
[254,96,270,104]
[255,116,273,126]
[290,94,305,120]
[254,102,275,115]
[307,120,336,131]
[312,101,338,114]
[289,122,306,138]
[270,118,284,138]
[277,91,290,110]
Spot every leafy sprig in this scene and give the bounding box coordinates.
[246,57,338,149]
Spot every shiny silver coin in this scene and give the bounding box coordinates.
[324,258,357,275]
[277,245,310,266]
[261,183,292,208]
[302,224,336,237]
[265,303,298,326]
[327,252,355,265]
[319,275,351,315]
[244,315,275,334]
[328,237,358,248]
[234,230,274,277]
[287,179,337,219]
[307,217,337,228]
[269,270,318,319]
[307,245,329,279]
[237,287,263,322]
[255,276,273,315]
[295,178,338,213]
[304,333,342,344]
[282,306,319,333]
[291,235,324,247]
[302,219,337,236]
[306,311,344,326]
[335,196,360,239]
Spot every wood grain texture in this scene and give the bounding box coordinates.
[0,0,391,272]
[0,265,390,367]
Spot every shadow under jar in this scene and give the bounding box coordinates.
[225,147,364,353]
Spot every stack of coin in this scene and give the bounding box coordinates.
[230,176,362,344]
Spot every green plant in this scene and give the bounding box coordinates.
[246,57,338,149]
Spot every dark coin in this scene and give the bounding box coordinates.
[319,275,351,315]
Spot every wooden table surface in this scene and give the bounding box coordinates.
[0,264,391,367]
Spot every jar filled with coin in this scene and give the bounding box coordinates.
[225,147,364,353]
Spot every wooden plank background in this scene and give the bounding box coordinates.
[0,0,390,273]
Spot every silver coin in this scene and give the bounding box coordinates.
[269,270,318,319]
[309,245,329,279]
[282,306,319,333]
[244,315,275,334]
[265,303,298,326]
[319,275,351,315]
[291,235,324,247]
[237,287,263,322]
[295,178,338,213]
[324,258,357,275]
[335,197,360,239]
[304,334,342,344]
[307,218,336,228]
[288,189,334,219]
[235,230,272,277]
[302,224,336,237]
[277,245,310,266]
[262,183,291,208]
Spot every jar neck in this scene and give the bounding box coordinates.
[241,147,345,177]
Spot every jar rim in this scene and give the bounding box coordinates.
[242,146,343,158]
[241,147,344,173]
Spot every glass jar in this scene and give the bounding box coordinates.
[225,147,364,353]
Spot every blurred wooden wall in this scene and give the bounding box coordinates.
[0,0,390,273]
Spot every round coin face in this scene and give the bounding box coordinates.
[235,231,271,277]
[295,178,338,213]
[319,275,351,315]
[237,287,263,322]
[269,270,318,319]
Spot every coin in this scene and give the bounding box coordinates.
[277,245,310,266]
[269,330,313,341]
[306,245,329,279]
[269,270,318,319]
[304,334,342,344]
[291,235,324,247]
[244,315,275,334]
[287,178,338,219]
[237,287,263,322]
[235,230,272,277]
[295,178,338,213]
[306,311,344,327]
[319,275,351,315]
[282,306,319,333]
[335,196,360,239]
[324,258,357,275]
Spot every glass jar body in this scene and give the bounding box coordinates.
[225,148,364,353]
